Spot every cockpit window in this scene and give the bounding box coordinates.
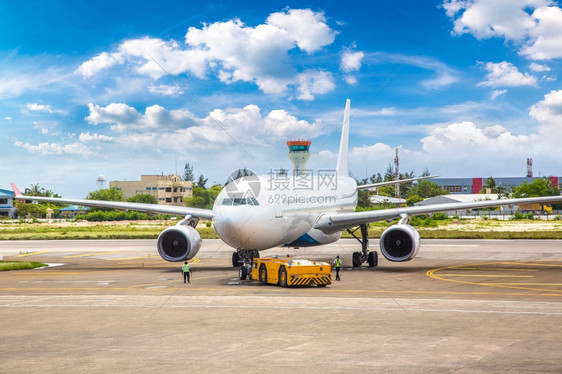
[221,197,259,206]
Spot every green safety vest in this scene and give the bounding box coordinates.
[182,264,190,272]
[335,259,341,267]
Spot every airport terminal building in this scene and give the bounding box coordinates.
[432,176,561,194]
[109,174,193,206]
[0,188,15,218]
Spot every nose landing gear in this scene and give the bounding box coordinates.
[233,249,260,280]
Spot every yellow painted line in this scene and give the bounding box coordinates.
[64,251,121,258]
[436,274,534,278]
[108,256,201,263]
[500,262,562,268]
[108,256,158,261]
[10,272,82,276]
[427,262,562,294]
[0,288,561,298]
[451,267,538,272]
[15,251,50,257]
[492,283,562,286]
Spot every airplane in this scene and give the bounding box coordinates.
[11,99,562,277]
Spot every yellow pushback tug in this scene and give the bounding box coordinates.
[238,257,332,287]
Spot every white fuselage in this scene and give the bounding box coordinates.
[212,175,358,250]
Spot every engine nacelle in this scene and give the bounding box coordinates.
[157,225,202,262]
[379,224,420,262]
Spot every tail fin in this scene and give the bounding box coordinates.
[10,182,23,196]
[336,99,350,178]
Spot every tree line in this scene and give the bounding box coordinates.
[13,162,561,217]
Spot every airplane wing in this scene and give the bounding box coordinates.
[10,183,213,219]
[356,175,438,190]
[314,195,562,234]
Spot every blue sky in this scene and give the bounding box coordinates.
[1,0,561,197]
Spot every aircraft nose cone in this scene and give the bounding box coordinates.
[214,216,244,246]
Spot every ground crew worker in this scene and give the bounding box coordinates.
[182,261,191,283]
[333,255,341,281]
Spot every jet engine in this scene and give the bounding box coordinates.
[157,225,202,262]
[379,224,420,262]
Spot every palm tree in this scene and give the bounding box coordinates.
[482,177,497,193]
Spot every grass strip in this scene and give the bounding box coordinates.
[0,261,48,271]
[0,221,560,240]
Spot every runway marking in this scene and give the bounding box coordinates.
[15,251,50,257]
[9,272,82,276]
[108,255,158,260]
[1,287,561,298]
[423,244,479,247]
[0,301,560,315]
[110,256,201,263]
[64,251,121,258]
[451,267,538,272]
[18,280,115,285]
[493,283,562,286]
[435,274,534,278]
[427,261,562,294]
[501,262,562,268]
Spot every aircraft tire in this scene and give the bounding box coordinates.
[352,252,361,267]
[232,252,240,267]
[368,251,378,267]
[238,266,247,280]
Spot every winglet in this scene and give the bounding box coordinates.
[10,182,23,197]
[336,99,350,178]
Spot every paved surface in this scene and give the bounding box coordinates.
[1,239,561,373]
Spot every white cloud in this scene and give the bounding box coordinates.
[521,6,562,60]
[84,102,324,151]
[490,89,507,100]
[75,8,337,99]
[76,52,124,77]
[417,121,539,170]
[295,70,335,100]
[265,8,337,53]
[367,52,460,89]
[443,0,547,40]
[26,103,63,114]
[86,103,142,128]
[342,90,562,177]
[86,103,197,133]
[79,132,114,143]
[0,67,67,99]
[341,50,364,86]
[341,51,364,72]
[529,62,551,72]
[14,141,95,157]
[529,90,562,141]
[443,0,562,60]
[478,61,537,87]
[4,116,12,121]
[148,84,183,96]
[32,120,60,135]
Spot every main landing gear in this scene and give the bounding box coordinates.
[347,224,378,268]
[233,249,259,280]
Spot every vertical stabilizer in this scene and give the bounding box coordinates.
[336,99,350,178]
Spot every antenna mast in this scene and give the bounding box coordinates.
[394,147,400,198]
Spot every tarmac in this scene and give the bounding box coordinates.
[0,238,561,373]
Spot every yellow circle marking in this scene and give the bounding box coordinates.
[427,261,562,294]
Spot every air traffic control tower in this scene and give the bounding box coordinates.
[287,140,311,175]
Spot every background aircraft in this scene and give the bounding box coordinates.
[12,100,562,270]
